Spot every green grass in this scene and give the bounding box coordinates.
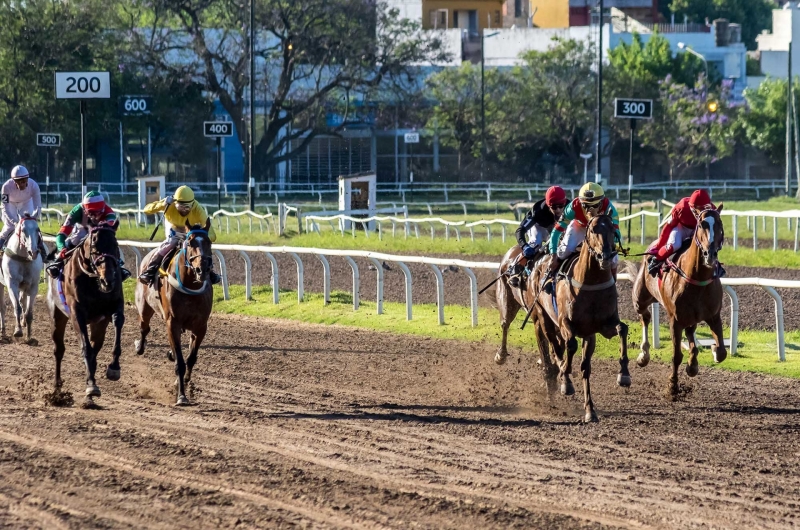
[144,283,799,379]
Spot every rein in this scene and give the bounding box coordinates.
[666,211,722,287]
[569,215,617,292]
[165,228,210,296]
[77,226,118,279]
[5,216,40,262]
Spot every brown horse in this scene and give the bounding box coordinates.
[531,215,629,422]
[628,207,726,397]
[46,224,125,406]
[135,220,214,405]
[495,247,560,393]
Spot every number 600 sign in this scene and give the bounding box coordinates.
[55,72,111,99]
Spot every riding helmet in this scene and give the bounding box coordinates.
[689,189,712,209]
[82,190,106,213]
[10,165,29,179]
[578,182,605,206]
[545,186,567,207]
[173,185,195,203]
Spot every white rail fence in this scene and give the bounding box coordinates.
[55,236,794,362]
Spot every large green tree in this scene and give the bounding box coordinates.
[738,77,787,164]
[667,0,775,50]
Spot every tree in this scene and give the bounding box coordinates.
[738,77,787,164]
[640,75,738,180]
[128,0,447,181]
[667,0,775,50]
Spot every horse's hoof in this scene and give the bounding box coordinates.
[166,350,175,362]
[25,338,39,347]
[636,351,650,368]
[686,361,699,378]
[561,381,575,396]
[175,395,190,406]
[617,374,632,388]
[584,410,599,423]
[106,366,121,381]
[494,351,508,365]
[13,329,23,338]
[134,339,145,356]
[0,335,10,344]
[713,347,727,363]
[85,385,101,397]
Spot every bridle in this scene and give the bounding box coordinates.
[693,209,723,263]
[77,225,119,280]
[167,228,211,295]
[664,209,723,287]
[586,214,618,265]
[9,215,39,262]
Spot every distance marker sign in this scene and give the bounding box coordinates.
[37,133,61,147]
[614,98,653,119]
[204,121,234,137]
[119,95,153,115]
[55,72,110,99]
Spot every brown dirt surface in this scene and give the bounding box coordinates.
[0,300,799,528]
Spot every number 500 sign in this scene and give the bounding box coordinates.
[55,72,110,99]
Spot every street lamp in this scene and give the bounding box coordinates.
[481,30,499,180]
[677,42,708,79]
[580,153,592,183]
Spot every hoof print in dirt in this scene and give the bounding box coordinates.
[44,390,74,407]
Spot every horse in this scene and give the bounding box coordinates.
[531,214,629,423]
[0,213,44,344]
[46,224,125,406]
[627,207,726,398]
[134,220,214,406]
[494,246,560,393]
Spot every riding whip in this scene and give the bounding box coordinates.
[478,275,503,295]
[149,201,172,241]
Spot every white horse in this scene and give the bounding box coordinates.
[0,212,45,344]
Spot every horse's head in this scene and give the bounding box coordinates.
[15,211,40,261]
[184,219,213,282]
[695,206,724,268]
[585,214,618,271]
[85,224,120,293]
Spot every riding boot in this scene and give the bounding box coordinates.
[612,266,618,282]
[543,257,561,295]
[0,237,6,251]
[210,264,222,285]
[138,259,161,286]
[46,259,64,279]
[647,256,662,277]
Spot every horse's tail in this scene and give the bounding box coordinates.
[621,259,640,282]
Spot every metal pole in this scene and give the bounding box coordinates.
[217,137,222,211]
[80,99,87,196]
[627,119,635,242]
[583,157,588,183]
[119,121,124,183]
[595,0,604,182]
[147,123,152,175]
[45,149,50,209]
[787,41,793,195]
[481,32,486,180]
[248,0,256,211]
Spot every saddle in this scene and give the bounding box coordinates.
[654,239,692,280]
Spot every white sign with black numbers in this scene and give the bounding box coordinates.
[37,133,61,147]
[55,72,111,99]
[204,121,234,137]
[119,95,153,115]
[404,132,420,143]
[614,98,653,119]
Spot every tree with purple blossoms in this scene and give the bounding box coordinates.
[640,75,738,181]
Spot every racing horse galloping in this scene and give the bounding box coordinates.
[46,223,125,406]
[135,220,214,405]
[0,213,44,344]
[628,207,726,397]
[531,214,629,422]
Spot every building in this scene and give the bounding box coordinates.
[755,3,800,82]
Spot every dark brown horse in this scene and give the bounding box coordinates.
[495,247,559,393]
[135,221,214,405]
[627,207,726,397]
[531,215,629,422]
[46,224,125,406]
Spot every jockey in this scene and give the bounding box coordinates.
[0,165,46,256]
[543,182,621,294]
[507,186,567,288]
[646,189,716,277]
[47,191,130,280]
[138,185,221,286]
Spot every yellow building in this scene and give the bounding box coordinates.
[423,0,507,31]
[530,0,569,28]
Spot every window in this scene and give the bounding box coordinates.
[494,10,501,25]
[515,0,522,18]
[429,9,448,29]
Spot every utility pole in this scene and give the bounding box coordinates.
[595,0,604,183]
[480,32,486,181]
[787,41,793,195]
[248,0,256,211]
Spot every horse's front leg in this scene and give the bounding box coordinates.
[684,325,700,377]
[706,313,728,363]
[0,282,7,342]
[7,282,24,338]
[72,308,101,400]
[668,320,684,398]
[616,322,630,387]
[494,280,521,365]
[52,309,68,390]
[106,303,125,381]
[23,286,38,345]
[166,319,189,406]
[581,335,598,423]
[185,324,207,385]
[559,323,578,397]
[637,304,652,368]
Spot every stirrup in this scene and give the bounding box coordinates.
[46,263,62,279]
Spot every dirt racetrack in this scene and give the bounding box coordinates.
[0,300,799,529]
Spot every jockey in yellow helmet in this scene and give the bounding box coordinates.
[542,182,622,294]
[138,185,221,286]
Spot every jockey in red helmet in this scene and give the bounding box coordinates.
[507,186,568,288]
[646,189,715,277]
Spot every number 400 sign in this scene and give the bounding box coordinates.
[55,72,111,99]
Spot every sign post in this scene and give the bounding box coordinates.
[55,72,110,196]
[404,132,419,201]
[614,98,653,242]
[37,133,61,208]
[119,96,154,179]
[204,121,234,211]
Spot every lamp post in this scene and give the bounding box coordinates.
[248,0,256,211]
[481,30,499,180]
[595,0,604,183]
[580,153,592,183]
[677,42,708,79]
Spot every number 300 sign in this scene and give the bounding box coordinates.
[55,72,110,99]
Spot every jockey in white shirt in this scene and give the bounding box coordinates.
[0,165,45,255]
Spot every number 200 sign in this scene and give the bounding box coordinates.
[55,72,111,99]
[614,98,653,120]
